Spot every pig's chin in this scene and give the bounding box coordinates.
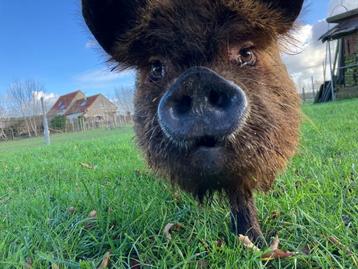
[189,146,226,175]
[166,135,228,176]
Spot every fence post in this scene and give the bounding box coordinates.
[311,76,316,98]
[41,97,51,145]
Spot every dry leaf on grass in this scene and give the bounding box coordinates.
[98,251,111,269]
[89,210,97,219]
[262,235,298,261]
[80,162,96,170]
[261,249,296,261]
[85,210,97,229]
[270,235,280,251]
[238,235,261,252]
[163,223,184,240]
[238,234,298,261]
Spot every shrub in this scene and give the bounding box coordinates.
[50,115,66,130]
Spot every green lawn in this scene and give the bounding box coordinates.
[0,100,357,268]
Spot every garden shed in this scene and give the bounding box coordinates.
[316,8,358,103]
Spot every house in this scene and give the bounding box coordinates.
[48,90,85,117]
[65,94,117,123]
[49,91,118,125]
[316,8,358,103]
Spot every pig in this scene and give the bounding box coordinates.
[82,0,303,243]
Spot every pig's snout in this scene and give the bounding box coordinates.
[158,67,248,142]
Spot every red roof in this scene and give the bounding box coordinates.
[65,94,100,115]
[49,90,84,115]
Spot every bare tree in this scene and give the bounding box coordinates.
[7,80,45,137]
[114,87,134,115]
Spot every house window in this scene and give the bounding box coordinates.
[58,102,65,110]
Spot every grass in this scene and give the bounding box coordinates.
[0,100,357,268]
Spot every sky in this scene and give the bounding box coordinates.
[0,0,135,101]
[0,0,357,102]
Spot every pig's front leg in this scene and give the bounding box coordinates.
[230,191,264,246]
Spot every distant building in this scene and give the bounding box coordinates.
[65,94,117,123]
[48,90,86,117]
[49,91,118,124]
[317,8,358,102]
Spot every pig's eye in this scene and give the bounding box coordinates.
[239,47,256,67]
[149,60,166,81]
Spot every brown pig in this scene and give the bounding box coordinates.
[82,0,303,243]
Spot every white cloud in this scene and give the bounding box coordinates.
[32,91,57,101]
[283,21,330,92]
[32,91,59,109]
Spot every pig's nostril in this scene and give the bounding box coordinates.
[208,90,229,109]
[174,95,192,115]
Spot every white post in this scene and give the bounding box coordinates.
[328,41,336,101]
[302,87,306,102]
[311,76,316,97]
[41,97,51,145]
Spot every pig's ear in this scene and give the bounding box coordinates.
[260,0,304,23]
[82,0,146,55]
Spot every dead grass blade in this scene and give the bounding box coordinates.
[163,223,184,241]
[80,162,96,170]
[98,251,111,269]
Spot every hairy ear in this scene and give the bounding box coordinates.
[260,0,304,23]
[82,0,146,55]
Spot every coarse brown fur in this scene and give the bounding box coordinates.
[83,0,303,242]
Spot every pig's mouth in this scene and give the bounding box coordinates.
[179,135,227,175]
[194,136,220,149]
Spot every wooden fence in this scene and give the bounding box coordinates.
[0,114,133,141]
[63,114,132,133]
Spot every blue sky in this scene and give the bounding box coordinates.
[0,0,330,99]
